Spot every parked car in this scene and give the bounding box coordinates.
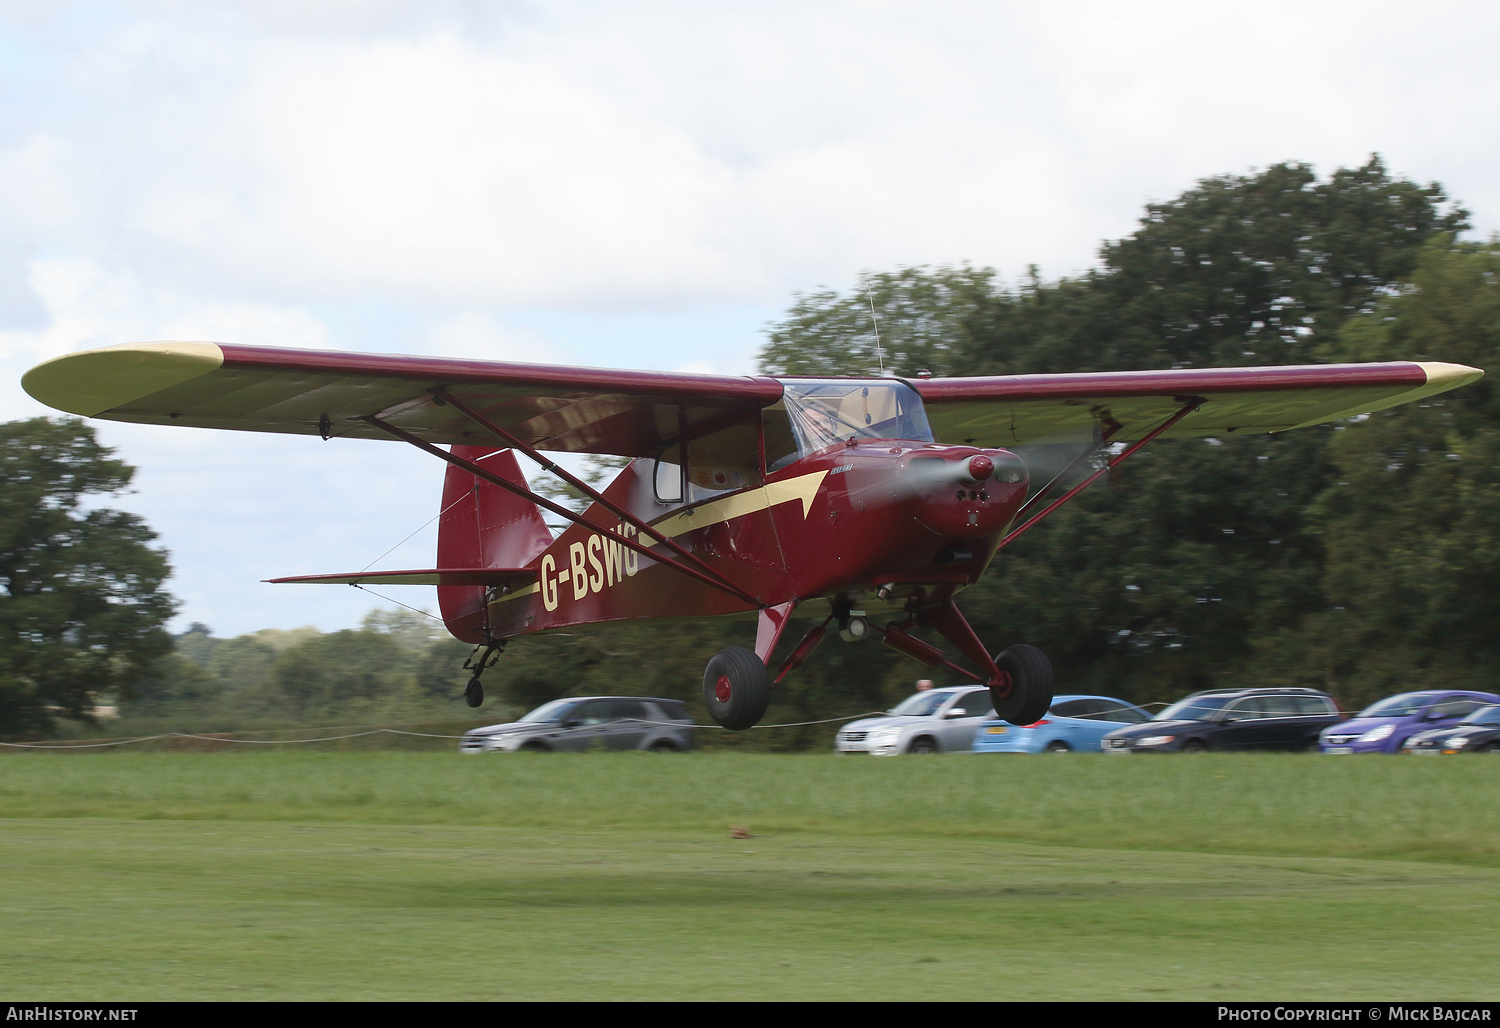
[836,686,995,755]
[459,696,694,753]
[1402,704,1500,754]
[1102,687,1341,752]
[1322,690,1500,754]
[972,694,1151,753]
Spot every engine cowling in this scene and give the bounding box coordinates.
[899,446,1028,538]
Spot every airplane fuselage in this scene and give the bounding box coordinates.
[477,438,1029,641]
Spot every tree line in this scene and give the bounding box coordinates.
[3,155,1496,742]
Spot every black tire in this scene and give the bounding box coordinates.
[1043,740,1071,753]
[464,677,484,708]
[990,644,1053,726]
[907,736,938,754]
[648,740,679,753]
[702,646,771,731]
[1182,738,1209,753]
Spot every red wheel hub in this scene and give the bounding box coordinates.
[715,675,733,703]
[989,670,1013,699]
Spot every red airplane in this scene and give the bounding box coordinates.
[22,343,1482,730]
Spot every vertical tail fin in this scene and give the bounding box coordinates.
[437,446,553,643]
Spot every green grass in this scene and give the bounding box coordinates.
[2,751,1498,1000]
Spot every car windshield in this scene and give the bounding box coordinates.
[517,699,578,723]
[1153,695,1232,722]
[888,691,954,717]
[1460,704,1500,727]
[1355,694,1432,719]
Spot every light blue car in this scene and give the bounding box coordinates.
[972,694,1151,753]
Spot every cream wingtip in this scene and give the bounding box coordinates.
[1417,361,1484,390]
[21,341,226,417]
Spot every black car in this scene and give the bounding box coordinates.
[1402,704,1500,754]
[1101,687,1342,753]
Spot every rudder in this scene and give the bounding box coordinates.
[437,447,553,642]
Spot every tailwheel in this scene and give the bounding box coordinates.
[461,641,503,708]
[702,646,771,731]
[990,644,1053,726]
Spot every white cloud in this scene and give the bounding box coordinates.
[0,256,330,370]
[6,0,1500,637]
[417,311,567,363]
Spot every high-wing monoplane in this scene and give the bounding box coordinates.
[22,343,1482,729]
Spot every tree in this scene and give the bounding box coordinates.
[1286,239,1500,707]
[761,264,997,378]
[0,418,177,737]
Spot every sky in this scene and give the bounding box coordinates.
[3,0,1499,638]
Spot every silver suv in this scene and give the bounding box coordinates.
[836,687,996,755]
[460,696,695,753]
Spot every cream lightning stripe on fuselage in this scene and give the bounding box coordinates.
[655,470,827,540]
[492,470,828,608]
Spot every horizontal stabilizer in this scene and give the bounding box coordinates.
[267,568,537,589]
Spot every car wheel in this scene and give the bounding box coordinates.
[907,737,938,754]
[990,645,1053,726]
[521,741,550,753]
[1182,739,1209,753]
[702,646,771,731]
[1043,740,1071,753]
[648,740,679,753]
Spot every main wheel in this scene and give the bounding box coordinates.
[990,644,1053,726]
[464,677,484,708]
[702,647,771,731]
[907,736,938,754]
[1182,738,1209,753]
[1043,740,1071,753]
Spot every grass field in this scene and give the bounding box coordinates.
[2,750,1498,1001]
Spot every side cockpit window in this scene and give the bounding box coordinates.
[764,403,799,472]
[650,421,763,505]
[686,421,760,502]
[651,449,683,503]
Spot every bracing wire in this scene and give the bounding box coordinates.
[352,583,446,623]
[359,488,474,572]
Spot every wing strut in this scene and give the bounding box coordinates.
[432,388,757,603]
[993,397,1202,556]
[1008,422,1122,530]
[360,415,765,608]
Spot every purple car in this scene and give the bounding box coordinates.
[1319,690,1500,754]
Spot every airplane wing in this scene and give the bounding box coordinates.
[21,341,784,457]
[22,342,1481,454]
[912,362,1483,447]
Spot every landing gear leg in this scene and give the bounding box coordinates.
[461,641,505,709]
[703,647,771,731]
[918,601,1053,725]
